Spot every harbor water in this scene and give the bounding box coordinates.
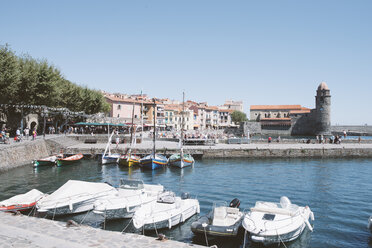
[0,158,371,248]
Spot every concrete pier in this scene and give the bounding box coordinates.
[0,212,202,248]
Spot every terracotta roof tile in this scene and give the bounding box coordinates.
[250,105,303,110]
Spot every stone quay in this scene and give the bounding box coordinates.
[0,212,202,248]
[1,134,372,172]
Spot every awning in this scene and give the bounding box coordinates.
[74,122,129,127]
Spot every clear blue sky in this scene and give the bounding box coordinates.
[1,1,371,125]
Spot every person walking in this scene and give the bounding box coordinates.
[32,129,37,141]
[24,127,29,140]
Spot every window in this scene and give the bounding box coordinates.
[117,114,120,117]
[262,214,275,221]
[117,105,121,110]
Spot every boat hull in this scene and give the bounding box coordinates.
[134,203,199,231]
[140,155,167,170]
[191,215,243,237]
[0,202,37,212]
[250,223,306,244]
[118,156,140,167]
[169,154,194,168]
[33,160,55,167]
[56,154,83,167]
[102,156,120,165]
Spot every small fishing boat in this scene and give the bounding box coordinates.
[139,98,168,170]
[169,92,195,168]
[242,196,314,244]
[0,189,44,212]
[93,179,164,219]
[36,180,118,216]
[56,153,83,167]
[368,216,372,233]
[33,154,63,167]
[133,191,200,231]
[102,129,121,164]
[140,154,168,170]
[119,153,141,167]
[169,153,194,168]
[191,198,243,237]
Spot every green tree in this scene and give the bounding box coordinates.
[231,110,248,124]
[0,44,20,104]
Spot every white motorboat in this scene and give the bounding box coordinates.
[191,198,244,237]
[368,216,372,233]
[93,179,164,219]
[37,180,118,216]
[133,191,200,231]
[0,189,45,212]
[242,196,314,244]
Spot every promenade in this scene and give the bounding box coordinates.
[0,212,201,248]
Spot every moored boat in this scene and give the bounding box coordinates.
[132,191,200,231]
[102,153,121,165]
[93,179,164,219]
[118,154,141,167]
[33,154,63,167]
[169,153,194,168]
[169,92,195,169]
[56,153,83,167]
[139,154,168,170]
[36,180,118,216]
[191,198,243,237]
[242,196,314,244]
[0,189,44,212]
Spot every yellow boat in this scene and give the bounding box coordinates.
[119,154,140,167]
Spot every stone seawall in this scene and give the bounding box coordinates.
[0,140,49,172]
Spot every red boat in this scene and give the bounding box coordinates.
[56,153,84,167]
[0,189,44,212]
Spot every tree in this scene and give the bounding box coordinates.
[231,110,248,124]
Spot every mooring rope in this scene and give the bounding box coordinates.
[203,225,209,247]
[52,204,57,220]
[80,210,91,225]
[153,217,159,237]
[243,229,247,247]
[121,217,133,233]
[103,209,106,230]
[277,230,288,248]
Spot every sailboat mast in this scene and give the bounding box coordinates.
[181,92,184,146]
[141,90,144,143]
[153,98,156,157]
[130,102,135,146]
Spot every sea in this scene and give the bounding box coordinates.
[0,158,371,248]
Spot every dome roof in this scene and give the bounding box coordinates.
[318,82,329,91]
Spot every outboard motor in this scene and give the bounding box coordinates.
[229,198,240,208]
[181,192,190,200]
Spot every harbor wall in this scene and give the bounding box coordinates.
[64,146,372,159]
[0,140,49,172]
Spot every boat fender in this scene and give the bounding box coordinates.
[69,201,73,211]
[168,218,172,229]
[197,204,200,214]
[304,218,313,232]
[181,213,185,223]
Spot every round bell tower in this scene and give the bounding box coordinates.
[315,82,331,135]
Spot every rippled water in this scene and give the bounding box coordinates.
[0,158,371,248]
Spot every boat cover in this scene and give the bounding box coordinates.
[37,180,117,208]
[0,189,44,206]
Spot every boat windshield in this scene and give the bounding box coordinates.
[119,179,144,190]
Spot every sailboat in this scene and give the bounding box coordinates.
[119,126,141,167]
[169,92,195,168]
[101,124,121,165]
[139,99,168,170]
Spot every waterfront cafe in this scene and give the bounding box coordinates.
[73,122,131,134]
